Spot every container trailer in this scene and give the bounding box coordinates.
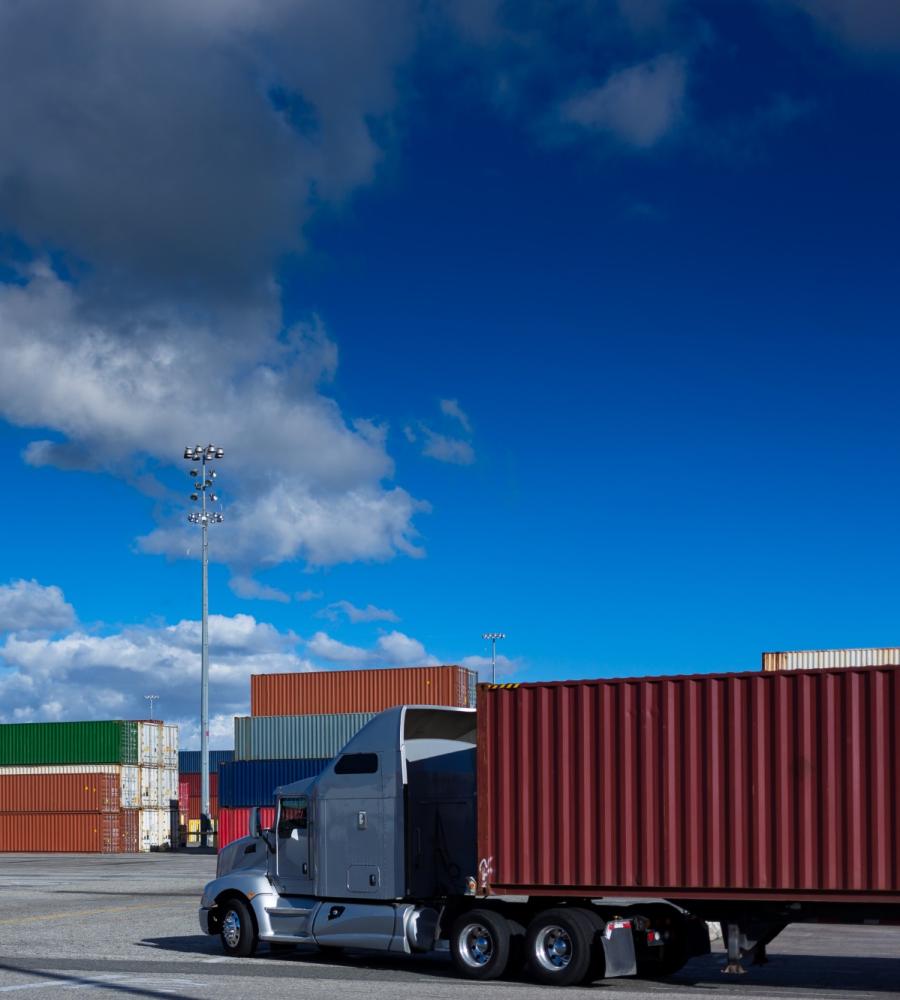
[200,665,900,986]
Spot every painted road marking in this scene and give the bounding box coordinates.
[0,902,169,926]
[0,973,206,993]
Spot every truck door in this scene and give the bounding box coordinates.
[274,796,313,894]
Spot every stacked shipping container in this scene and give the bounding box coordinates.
[762,646,900,671]
[0,720,178,852]
[218,665,476,848]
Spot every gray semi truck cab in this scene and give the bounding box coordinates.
[200,705,700,986]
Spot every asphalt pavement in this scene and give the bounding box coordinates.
[0,853,897,999]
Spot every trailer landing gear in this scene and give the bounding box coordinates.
[722,920,784,974]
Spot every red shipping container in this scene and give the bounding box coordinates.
[0,772,120,812]
[251,665,475,716]
[183,773,218,798]
[477,666,900,903]
[218,806,275,850]
[0,809,140,853]
[186,796,218,821]
[178,780,190,807]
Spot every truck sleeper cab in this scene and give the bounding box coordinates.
[199,705,702,986]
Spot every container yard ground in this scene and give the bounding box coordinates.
[0,854,898,1000]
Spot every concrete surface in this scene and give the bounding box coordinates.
[0,853,897,999]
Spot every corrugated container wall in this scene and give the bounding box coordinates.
[178,749,234,774]
[218,806,275,850]
[250,666,476,716]
[762,647,900,671]
[218,758,331,808]
[234,713,374,760]
[477,667,900,903]
[0,810,139,852]
[0,721,138,765]
[0,772,120,812]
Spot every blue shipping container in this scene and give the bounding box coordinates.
[218,758,331,807]
[179,749,235,774]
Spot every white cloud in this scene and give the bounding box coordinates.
[0,268,428,570]
[322,600,400,624]
[559,53,687,148]
[376,630,438,665]
[439,398,472,433]
[296,590,323,602]
[229,576,291,603]
[306,631,373,664]
[460,653,521,679]
[421,428,476,466]
[0,611,314,746]
[0,579,76,634]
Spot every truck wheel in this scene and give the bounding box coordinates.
[450,909,513,980]
[526,908,595,987]
[219,897,258,957]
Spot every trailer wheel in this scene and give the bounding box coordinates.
[525,908,595,987]
[450,909,513,980]
[219,897,258,958]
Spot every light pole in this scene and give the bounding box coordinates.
[481,632,506,684]
[144,694,159,721]
[184,443,224,846]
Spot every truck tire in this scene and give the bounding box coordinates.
[450,909,513,980]
[525,908,595,987]
[219,897,258,958]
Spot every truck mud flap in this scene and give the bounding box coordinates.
[601,924,637,978]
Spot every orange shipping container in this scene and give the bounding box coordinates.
[251,665,476,717]
[0,809,140,853]
[0,772,120,812]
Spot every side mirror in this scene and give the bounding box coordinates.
[248,806,261,839]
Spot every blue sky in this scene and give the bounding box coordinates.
[1,1,899,745]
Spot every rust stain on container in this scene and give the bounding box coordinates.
[0,809,140,853]
[0,772,120,812]
[477,667,900,902]
[251,665,476,716]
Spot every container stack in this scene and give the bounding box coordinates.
[177,749,234,841]
[762,645,900,671]
[0,720,179,853]
[218,664,476,848]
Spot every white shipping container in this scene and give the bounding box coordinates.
[762,646,900,671]
[139,808,171,851]
[161,767,178,806]
[162,725,178,769]
[137,722,163,766]
[120,765,140,809]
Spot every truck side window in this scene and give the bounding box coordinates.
[334,752,378,775]
[277,797,308,838]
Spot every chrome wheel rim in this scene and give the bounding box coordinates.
[459,923,494,968]
[222,909,242,949]
[534,925,573,971]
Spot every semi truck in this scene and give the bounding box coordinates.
[199,665,900,986]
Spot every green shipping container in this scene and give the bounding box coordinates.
[0,721,139,766]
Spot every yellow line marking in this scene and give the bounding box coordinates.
[0,902,171,925]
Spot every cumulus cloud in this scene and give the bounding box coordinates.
[306,631,373,664]
[0,611,314,746]
[321,600,400,624]
[376,631,438,665]
[559,53,687,148]
[0,580,76,634]
[0,267,427,569]
[229,576,291,604]
[460,653,521,679]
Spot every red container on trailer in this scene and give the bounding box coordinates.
[0,772,120,812]
[217,806,275,850]
[477,666,900,903]
[250,665,476,716]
